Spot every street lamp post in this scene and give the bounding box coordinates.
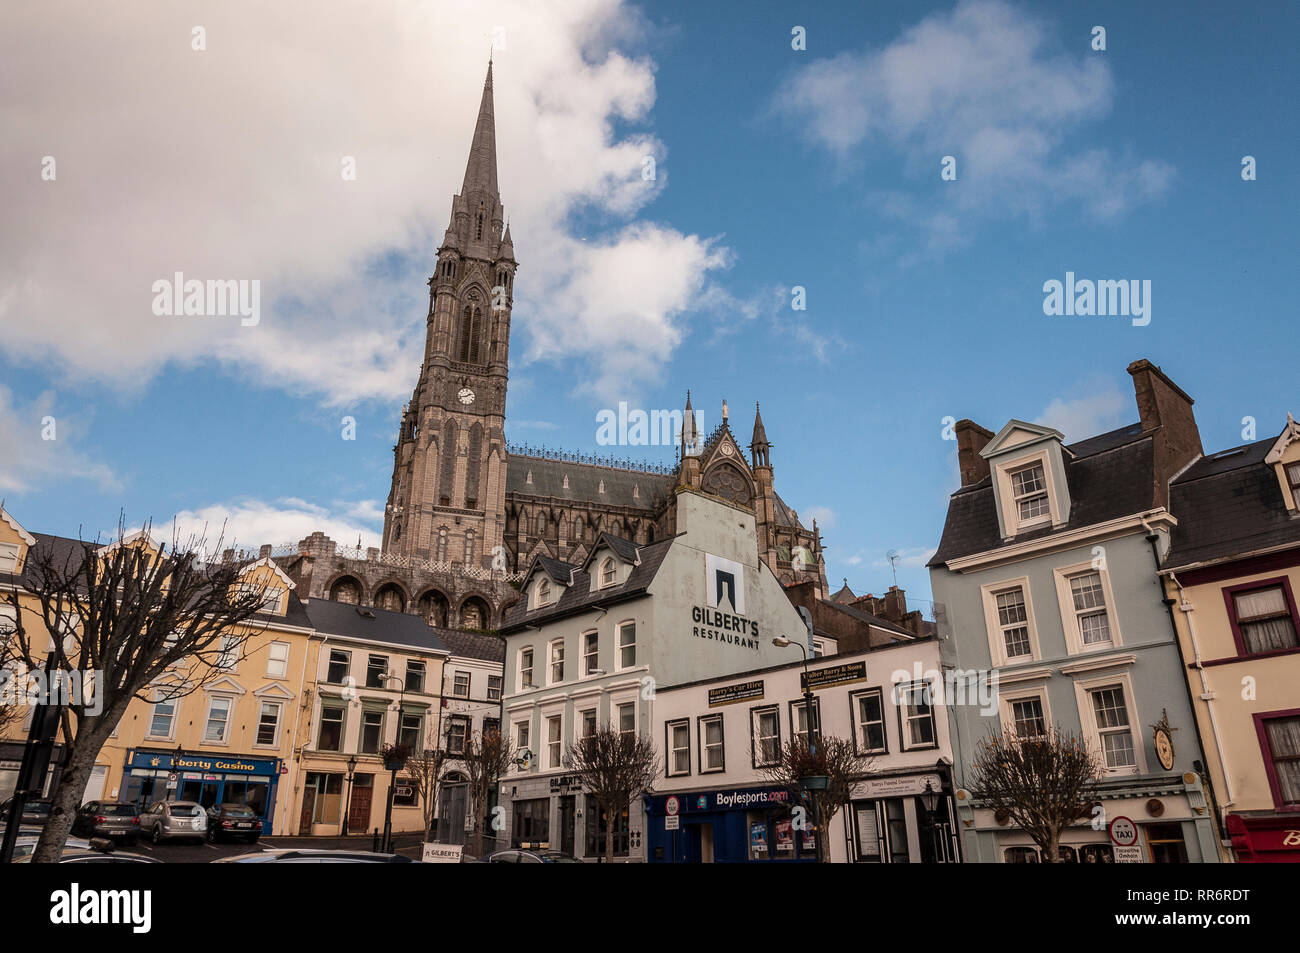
[772,636,824,863]
[341,755,358,836]
[381,672,407,854]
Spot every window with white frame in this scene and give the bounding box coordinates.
[446,716,469,755]
[853,689,886,753]
[617,621,636,669]
[0,542,19,575]
[699,715,724,772]
[667,720,690,776]
[1008,695,1048,740]
[215,635,239,671]
[601,557,617,588]
[326,649,350,684]
[536,577,552,608]
[148,693,177,738]
[547,714,563,768]
[406,659,426,693]
[549,640,565,684]
[995,586,1034,661]
[1089,685,1137,770]
[266,641,290,678]
[255,700,282,746]
[616,702,635,739]
[204,696,233,743]
[398,711,424,750]
[791,698,820,747]
[582,631,599,675]
[360,709,384,753]
[1287,462,1300,507]
[487,675,502,701]
[519,649,534,690]
[1069,571,1112,646]
[1010,462,1050,524]
[515,720,531,759]
[751,707,780,766]
[899,683,937,750]
[580,708,597,739]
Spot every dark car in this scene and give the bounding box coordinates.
[71,801,141,844]
[206,803,262,843]
[0,797,53,826]
[487,849,582,863]
[212,848,415,864]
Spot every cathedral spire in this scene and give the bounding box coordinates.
[750,401,771,468]
[461,59,499,200]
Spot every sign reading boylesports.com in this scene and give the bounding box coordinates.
[708,680,765,707]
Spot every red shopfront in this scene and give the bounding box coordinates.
[1227,813,1300,862]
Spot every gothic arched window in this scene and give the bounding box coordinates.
[464,529,476,565]
[703,463,753,507]
[436,527,448,563]
[458,304,482,363]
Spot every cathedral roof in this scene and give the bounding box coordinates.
[505,452,674,510]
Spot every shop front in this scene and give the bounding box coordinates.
[847,770,960,863]
[645,785,817,863]
[1227,813,1300,863]
[120,749,281,832]
[500,773,644,860]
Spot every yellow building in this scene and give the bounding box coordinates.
[0,515,318,835]
[1161,414,1300,862]
[289,598,450,838]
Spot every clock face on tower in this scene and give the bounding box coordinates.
[457,387,476,405]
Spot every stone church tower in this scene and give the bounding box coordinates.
[280,60,828,630]
[383,61,514,569]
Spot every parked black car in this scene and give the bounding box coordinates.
[206,803,262,843]
[0,797,54,826]
[71,801,141,844]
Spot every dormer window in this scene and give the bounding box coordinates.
[601,557,617,588]
[1287,462,1300,505]
[1011,464,1050,524]
[536,577,552,608]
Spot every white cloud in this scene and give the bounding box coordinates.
[1036,386,1129,441]
[772,0,1173,245]
[0,386,118,495]
[158,498,383,558]
[871,546,936,570]
[1,0,727,405]
[803,505,836,531]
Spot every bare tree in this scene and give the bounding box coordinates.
[5,525,272,862]
[761,734,872,863]
[969,727,1102,863]
[461,727,515,858]
[564,726,658,863]
[404,747,446,843]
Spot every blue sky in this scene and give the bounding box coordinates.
[2,0,1296,614]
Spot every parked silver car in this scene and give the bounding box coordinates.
[138,800,207,843]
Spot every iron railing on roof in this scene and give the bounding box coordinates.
[505,442,679,476]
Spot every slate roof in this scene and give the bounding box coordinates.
[436,627,505,663]
[505,453,673,510]
[501,535,675,633]
[822,599,916,639]
[929,423,1157,567]
[1163,437,1300,569]
[303,598,450,653]
[17,532,317,630]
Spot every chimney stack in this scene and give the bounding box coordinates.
[955,420,995,487]
[1127,359,1202,508]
